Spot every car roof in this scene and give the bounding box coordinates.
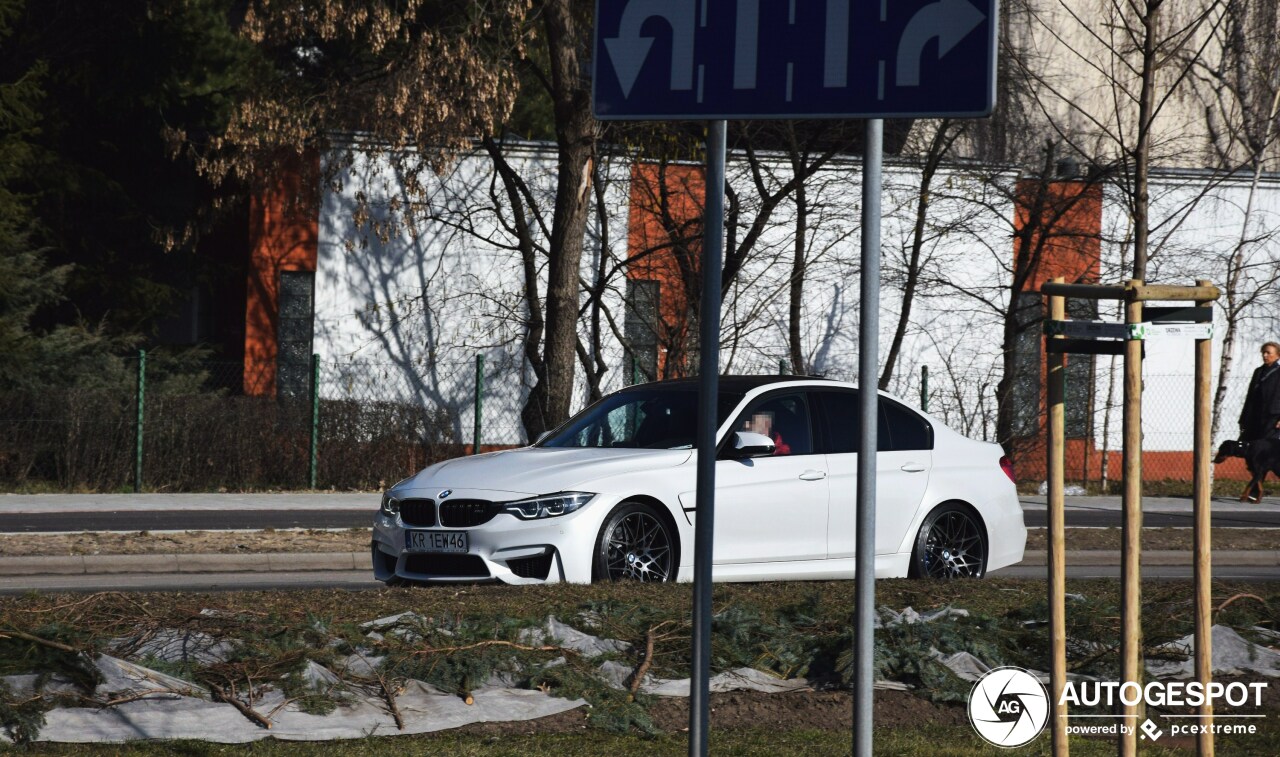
[619,375,837,393]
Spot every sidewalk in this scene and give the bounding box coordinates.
[0,492,377,513]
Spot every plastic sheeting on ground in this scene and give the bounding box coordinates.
[1146,625,1280,679]
[595,660,815,697]
[31,679,587,743]
[12,608,1280,745]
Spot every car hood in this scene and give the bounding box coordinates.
[397,446,694,498]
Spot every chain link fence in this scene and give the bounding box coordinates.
[0,353,1252,492]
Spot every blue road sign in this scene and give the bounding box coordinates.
[593,0,998,120]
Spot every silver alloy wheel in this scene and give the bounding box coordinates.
[920,509,984,578]
[602,509,673,581]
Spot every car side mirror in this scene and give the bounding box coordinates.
[724,431,775,459]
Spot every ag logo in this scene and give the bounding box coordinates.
[967,666,1049,748]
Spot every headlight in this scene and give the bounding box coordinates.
[503,492,595,520]
[380,493,400,517]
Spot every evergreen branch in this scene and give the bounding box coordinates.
[0,628,81,655]
[207,682,272,730]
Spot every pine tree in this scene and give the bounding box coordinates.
[0,0,116,390]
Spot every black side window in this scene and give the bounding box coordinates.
[815,391,887,453]
[882,399,934,451]
[816,392,933,452]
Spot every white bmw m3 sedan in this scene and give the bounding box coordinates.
[371,376,1026,585]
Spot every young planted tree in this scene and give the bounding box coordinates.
[1014,0,1227,278]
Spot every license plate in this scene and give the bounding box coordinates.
[406,530,469,553]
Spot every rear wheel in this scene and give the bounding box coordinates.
[593,502,676,582]
[909,503,987,579]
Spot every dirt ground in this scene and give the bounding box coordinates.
[2,526,1276,557]
[446,677,1280,751]
[447,688,965,737]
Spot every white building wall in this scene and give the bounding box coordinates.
[311,140,1280,454]
[1097,172,1280,453]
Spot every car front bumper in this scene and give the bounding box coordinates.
[372,488,617,584]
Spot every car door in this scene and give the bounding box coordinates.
[816,390,932,559]
[711,391,829,563]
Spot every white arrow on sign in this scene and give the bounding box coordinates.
[604,0,696,98]
[895,0,985,87]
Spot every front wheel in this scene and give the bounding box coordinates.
[909,504,987,579]
[593,502,676,582]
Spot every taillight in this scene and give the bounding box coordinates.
[999,455,1016,483]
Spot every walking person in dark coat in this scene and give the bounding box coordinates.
[1236,341,1280,502]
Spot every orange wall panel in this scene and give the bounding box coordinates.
[244,154,320,396]
[1014,180,1103,291]
[627,162,706,377]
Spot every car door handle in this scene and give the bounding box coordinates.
[798,470,828,481]
[900,463,927,473]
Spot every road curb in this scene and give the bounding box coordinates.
[1016,550,1280,567]
[0,552,373,576]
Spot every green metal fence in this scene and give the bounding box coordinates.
[0,352,1253,492]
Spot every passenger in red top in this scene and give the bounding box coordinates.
[746,411,791,455]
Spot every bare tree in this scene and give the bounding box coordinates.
[879,119,965,389]
[196,0,602,439]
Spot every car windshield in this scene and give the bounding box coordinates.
[539,387,745,449]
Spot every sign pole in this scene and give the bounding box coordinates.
[689,119,726,757]
[853,117,882,757]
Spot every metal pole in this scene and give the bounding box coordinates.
[1120,281,1144,757]
[853,117,882,757]
[632,353,640,385]
[309,354,320,489]
[1193,280,1214,756]
[473,354,485,455]
[689,119,726,757]
[1046,279,1069,757]
[779,358,788,375]
[920,365,929,412]
[134,349,145,493]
